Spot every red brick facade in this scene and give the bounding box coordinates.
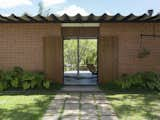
[0,23,160,83]
[100,23,160,76]
[0,23,61,71]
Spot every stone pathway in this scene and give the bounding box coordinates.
[60,86,102,92]
[43,92,118,120]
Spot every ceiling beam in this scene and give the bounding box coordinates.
[61,23,100,27]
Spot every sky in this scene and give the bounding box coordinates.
[0,0,160,16]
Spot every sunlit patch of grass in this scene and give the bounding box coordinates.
[0,93,54,120]
[106,91,160,120]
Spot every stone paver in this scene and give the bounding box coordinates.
[81,116,98,120]
[101,115,118,120]
[61,115,79,120]
[60,86,102,92]
[43,91,118,120]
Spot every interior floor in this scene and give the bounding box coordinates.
[64,71,97,85]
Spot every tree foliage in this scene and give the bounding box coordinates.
[38,2,51,16]
[64,39,97,71]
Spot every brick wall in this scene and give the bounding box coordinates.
[100,23,160,76]
[1,23,160,81]
[0,23,61,71]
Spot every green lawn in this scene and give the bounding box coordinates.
[106,90,160,120]
[0,93,54,120]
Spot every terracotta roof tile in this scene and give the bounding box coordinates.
[0,13,160,23]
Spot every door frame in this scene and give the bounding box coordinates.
[62,36,99,85]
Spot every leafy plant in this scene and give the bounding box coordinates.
[142,72,160,91]
[0,71,9,90]
[22,72,34,81]
[34,73,45,88]
[0,82,4,91]
[0,70,5,91]
[13,66,23,74]
[22,81,30,90]
[21,72,45,89]
[0,66,55,91]
[11,78,19,88]
[31,79,37,89]
[115,72,160,91]
[43,80,50,89]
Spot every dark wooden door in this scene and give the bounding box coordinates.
[98,36,118,84]
[43,36,63,84]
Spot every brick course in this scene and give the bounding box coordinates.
[100,23,160,75]
[0,23,160,82]
[0,23,61,71]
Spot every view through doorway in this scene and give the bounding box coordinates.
[63,38,98,85]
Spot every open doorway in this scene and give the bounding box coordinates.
[63,38,98,85]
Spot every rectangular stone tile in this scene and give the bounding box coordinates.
[53,99,65,104]
[94,93,105,96]
[95,97,106,100]
[81,103,98,115]
[68,93,80,97]
[68,93,80,96]
[80,109,98,116]
[81,97,94,101]
[48,103,64,110]
[61,115,79,120]
[98,103,115,111]
[81,95,94,98]
[81,93,94,97]
[81,103,96,109]
[63,110,80,116]
[54,94,69,100]
[81,98,94,102]
[97,104,115,116]
[80,99,95,104]
[67,95,80,100]
[49,101,64,107]
[45,108,62,115]
[65,99,79,104]
[64,103,79,109]
[80,115,98,120]
[95,99,110,104]
[42,114,59,120]
[46,102,64,114]
[101,115,118,120]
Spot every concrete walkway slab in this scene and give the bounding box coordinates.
[43,91,118,120]
[60,86,102,92]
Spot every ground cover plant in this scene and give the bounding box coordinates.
[0,66,59,91]
[101,71,160,92]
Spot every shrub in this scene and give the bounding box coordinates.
[117,72,144,89]
[0,70,8,91]
[21,72,36,90]
[0,82,4,91]
[10,78,19,88]
[3,67,24,88]
[115,72,160,91]
[21,71,47,90]
[13,66,23,74]
[43,80,50,89]
[34,72,45,88]
[142,72,160,91]
[22,81,31,90]
[0,66,54,91]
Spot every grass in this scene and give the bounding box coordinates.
[0,92,55,120]
[105,90,160,120]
